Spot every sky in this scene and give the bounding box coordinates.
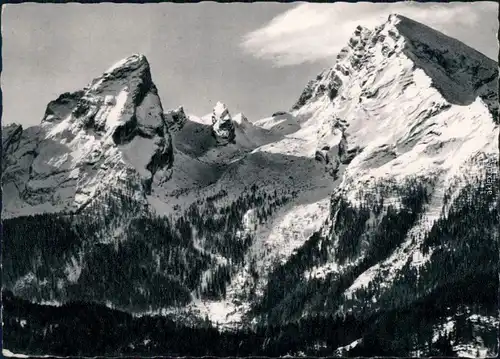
[2,1,498,127]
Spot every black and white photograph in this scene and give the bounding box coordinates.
[1,0,499,357]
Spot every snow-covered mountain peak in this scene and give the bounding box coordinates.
[83,54,154,111]
[3,17,499,355]
[61,53,168,142]
[292,15,498,121]
[211,101,236,145]
[376,14,497,119]
[274,16,499,318]
[285,14,498,214]
[102,53,149,76]
[233,113,249,126]
[2,54,173,218]
[212,101,230,121]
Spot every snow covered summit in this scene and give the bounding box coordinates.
[2,54,174,218]
[293,14,497,120]
[211,101,236,145]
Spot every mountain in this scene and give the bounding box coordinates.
[2,54,173,218]
[252,14,498,356]
[2,14,498,358]
[211,101,236,145]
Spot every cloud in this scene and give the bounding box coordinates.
[241,1,498,67]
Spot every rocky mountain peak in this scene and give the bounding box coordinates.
[103,53,150,75]
[211,101,236,145]
[2,54,173,217]
[292,15,498,122]
[381,14,497,118]
[63,53,169,146]
[3,15,499,358]
[212,101,230,122]
[390,15,498,121]
[42,91,85,123]
[2,123,23,150]
[164,106,188,133]
[87,54,152,101]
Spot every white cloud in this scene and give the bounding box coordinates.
[241,1,498,67]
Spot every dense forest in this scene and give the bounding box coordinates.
[251,174,498,355]
[3,170,498,356]
[3,183,209,310]
[4,281,497,357]
[3,181,297,310]
[254,177,434,325]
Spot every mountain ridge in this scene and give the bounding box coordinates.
[292,14,497,121]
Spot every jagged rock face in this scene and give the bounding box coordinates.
[211,101,236,145]
[42,91,85,123]
[2,54,173,218]
[164,106,188,133]
[314,130,355,178]
[291,14,498,182]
